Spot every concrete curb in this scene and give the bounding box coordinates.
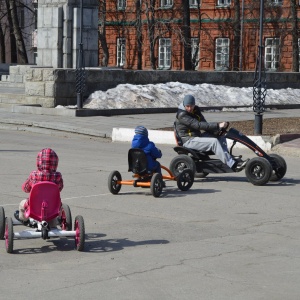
[112,128,276,151]
[0,118,109,138]
[1,103,300,117]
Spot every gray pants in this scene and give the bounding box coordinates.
[183,133,235,168]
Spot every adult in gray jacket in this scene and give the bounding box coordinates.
[175,94,248,172]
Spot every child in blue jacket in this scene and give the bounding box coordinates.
[131,126,162,174]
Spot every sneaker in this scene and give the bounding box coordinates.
[232,158,250,172]
[232,155,242,161]
[14,210,30,226]
[14,210,20,221]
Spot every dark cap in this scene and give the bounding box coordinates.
[183,95,195,106]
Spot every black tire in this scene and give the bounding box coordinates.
[74,215,85,251]
[177,169,194,191]
[245,157,272,186]
[108,170,122,194]
[150,173,163,198]
[169,155,196,177]
[268,154,287,181]
[5,217,14,254]
[60,204,72,231]
[195,172,209,178]
[0,206,5,240]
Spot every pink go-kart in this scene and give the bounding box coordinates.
[0,181,85,253]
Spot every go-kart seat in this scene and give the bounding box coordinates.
[173,122,214,157]
[128,148,149,175]
[24,181,61,222]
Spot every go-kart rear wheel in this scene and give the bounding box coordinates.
[0,206,5,240]
[60,204,72,231]
[177,169,194,191]
[5,217,14,253]
[108,170,122,194]
[169,155,196,177]
[74,215,85,251]
[268,154,287,181]
[245,157,272,186]
[150,173,163,198]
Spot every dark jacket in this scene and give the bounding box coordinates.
[175,103,219,144]
[131,134,162,171]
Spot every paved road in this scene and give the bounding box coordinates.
[0,129,299,299]
[0,107,300,139]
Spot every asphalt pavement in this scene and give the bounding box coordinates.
[0,106,299,154]
[0,106,299,299]
[1,129,300,299]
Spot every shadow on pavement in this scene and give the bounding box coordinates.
[85,234,169,253]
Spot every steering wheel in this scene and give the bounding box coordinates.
[218,122,229,136]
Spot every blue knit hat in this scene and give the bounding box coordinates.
[183,95,196,106]
[135,126,148,136]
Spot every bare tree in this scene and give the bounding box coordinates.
[181,0,192,70]
[0,0,6,62]
[233,0,241,70]
[135,0,143,70]
[99,0,109,66]
[4,0,17,62]
[144,0,157,69]
[8,0,28,63]
[0,23,5,62]
[290,0,299,72]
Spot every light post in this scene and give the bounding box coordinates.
[253,0,267,135]
[76,0,85,109]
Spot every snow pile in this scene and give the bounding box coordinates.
[83,82,300,109]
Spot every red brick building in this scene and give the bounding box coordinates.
[99,0,300,72]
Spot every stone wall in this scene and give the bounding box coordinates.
[20,67,300,108]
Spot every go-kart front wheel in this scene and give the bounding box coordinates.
[0,206,5,240]
[150,173,163,198]
[5,217,14,253]
[108,170,122,194]
[74,215,85,251]
[169,155,196,177]
[177,169,194,191]
[268,154,287,181]
[60,203,72,231]
[245,157,272,186]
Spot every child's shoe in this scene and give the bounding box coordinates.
[14,210,30,226]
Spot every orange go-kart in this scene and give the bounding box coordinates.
[108,148,194,198]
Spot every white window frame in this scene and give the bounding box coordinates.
[118,0,126,10]
[158,38,171,69]
[191,38,200,69]
[268,0,283,5]
[189,0,200,6]
[215,38,230,70]
[217,0,231,7]
[161,0,173,7]
[265,38,280,71]
[117,38,126,67]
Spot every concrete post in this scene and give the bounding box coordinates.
[37,0,98,68]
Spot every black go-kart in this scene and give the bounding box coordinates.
[169,123,287,186]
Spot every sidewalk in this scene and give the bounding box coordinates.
[0,107,299,154]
